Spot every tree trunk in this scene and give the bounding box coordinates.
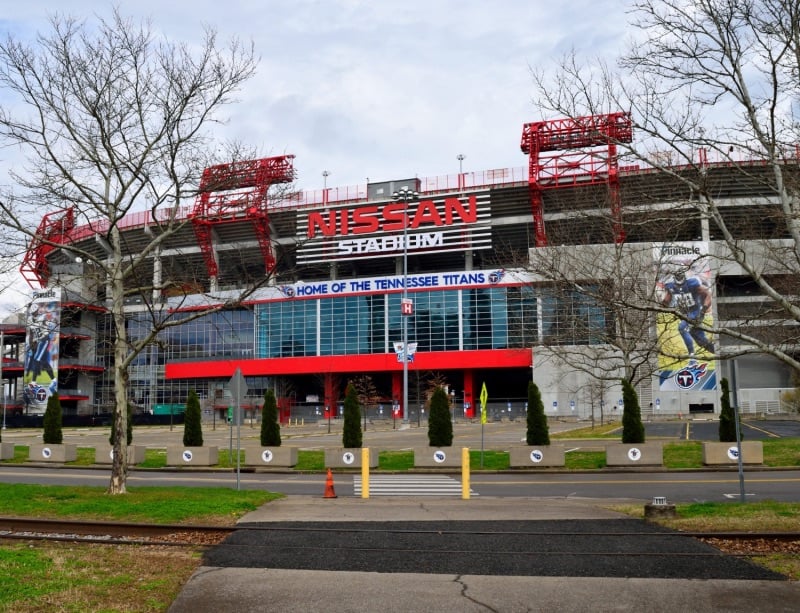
[108,233,129,495]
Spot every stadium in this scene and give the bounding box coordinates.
[1,112,796,424]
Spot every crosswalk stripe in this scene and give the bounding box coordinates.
[353,475,479,497]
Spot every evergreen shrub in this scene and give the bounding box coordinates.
[526,381,550,445]
[260,388,281,446]
[182,390,203,447]
[427,386,453,447]
[342,384,362,448]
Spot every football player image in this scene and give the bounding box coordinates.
[660,268,714,356]
[25,301,57,381]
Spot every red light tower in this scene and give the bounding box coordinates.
[190,155,295,279]
[20,207,76,288]
[520,112,633,246]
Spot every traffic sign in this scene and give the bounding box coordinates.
[229,368,248,404]
[479,382,488,425]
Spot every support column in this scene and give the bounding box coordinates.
[464,370,475,419]
[324,373,337,419]
[152,247,162,303]
[391,371,402,419]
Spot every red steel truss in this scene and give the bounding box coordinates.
[190,156,295,278]
[20,207,75,288]
[520,112,633,246]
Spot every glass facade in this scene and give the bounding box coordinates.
[254,286,542,358]
[116,285,611,362]
[94,284,609,410]
[539,285,612,345]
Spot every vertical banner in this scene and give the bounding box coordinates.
[393,341,417,363]
[23,288,61,410]
[654,243,716,391]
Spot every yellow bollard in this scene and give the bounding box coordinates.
[361,447,370,499]
[461,447,470,500]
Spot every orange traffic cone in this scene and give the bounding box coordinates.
[323,468,337,499]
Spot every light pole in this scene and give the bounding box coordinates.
[392,187,418,422]
[457,154,465,190]
[1,328,5,430]
[322,170,330,205]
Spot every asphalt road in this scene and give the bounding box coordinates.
[1,465,799,503]
[1,418,799,502]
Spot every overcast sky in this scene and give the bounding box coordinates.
[0,0,631,315]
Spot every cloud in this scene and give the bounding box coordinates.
[0,1,630,313]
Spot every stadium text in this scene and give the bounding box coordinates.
[307,195,477,238]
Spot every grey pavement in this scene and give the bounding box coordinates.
[169,495,800,613]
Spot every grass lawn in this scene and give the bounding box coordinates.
[611,500,800,581]
[0,483,281,524]
[0,483,281,612]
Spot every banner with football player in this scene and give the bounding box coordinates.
[23,288,61,409]
[654,243,717,391]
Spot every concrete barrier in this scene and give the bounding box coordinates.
[166,446,219,466]
[413,447,462,468]
[0,442,15,460]
[605,442,663,466]
[94,445,146,465]
[324,447,378,468]
[28,443,78,463]
[702,441,763,465]
[244,446,298,467]
[509,445,565,467]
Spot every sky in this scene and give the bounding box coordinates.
[0,0,631,316]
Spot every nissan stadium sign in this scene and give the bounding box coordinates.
[295,190,492,265]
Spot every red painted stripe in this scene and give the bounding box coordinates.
[165,348,531,379]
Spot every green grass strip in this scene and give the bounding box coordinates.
[0,483,281,524]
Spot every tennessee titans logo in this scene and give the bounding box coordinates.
[279,285,296,298]
[27,382,48,403]
[675,360,708,389]
[488,269,505,283]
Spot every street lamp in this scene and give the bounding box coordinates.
[392,186,418,422]
[1,328,5,430]
[322,170,330,205]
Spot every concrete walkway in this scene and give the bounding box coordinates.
[169,495,800,613]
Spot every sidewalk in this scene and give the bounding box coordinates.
[236,493,633,522]
[169,495,800,613]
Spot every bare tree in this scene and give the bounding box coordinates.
[0,10,266,493]
[422,372,452,412]
[349,374,381,429]
[527,237,689,415]
[530,0,800,374]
